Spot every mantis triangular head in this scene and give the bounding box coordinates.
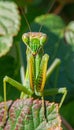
[22,32,47,55]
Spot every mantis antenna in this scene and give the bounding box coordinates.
[20,7,31,32]
[39,0,55,32]
[17,0,55,33]
[17,0,31,32]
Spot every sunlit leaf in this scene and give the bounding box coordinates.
[65,21,74,50]
[0,98,62,130]
[0,36,13,57]
[0,1,20,57]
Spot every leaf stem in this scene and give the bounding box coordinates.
[61,116,74,130]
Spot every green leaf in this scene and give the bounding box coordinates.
[35,14,65,36]
[0,98,62,130]
[0,1,20,36]
[0,1,20,57]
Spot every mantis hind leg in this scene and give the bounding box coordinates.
[45,58,67,108]
[58,87,67,108]
[43,87,67,108]
[3,76,32,123]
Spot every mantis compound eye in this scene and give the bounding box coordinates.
[22,33,29,45]
[40,34,47,46]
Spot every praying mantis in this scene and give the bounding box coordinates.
[3,31,67,122]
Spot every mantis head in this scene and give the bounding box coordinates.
[22,32,47,55]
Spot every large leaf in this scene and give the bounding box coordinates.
[0,98,62,130]
[35,14,65,36]
[0,1,20,57]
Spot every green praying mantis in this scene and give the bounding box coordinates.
[3,31,67,122]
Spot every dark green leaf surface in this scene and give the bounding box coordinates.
[0,98,62,130]
[0,56,20,102]
[60,101,74,128]
[0,1,20,57]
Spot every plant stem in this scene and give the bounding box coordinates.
[15,42,25,85]
[61,116,74,130]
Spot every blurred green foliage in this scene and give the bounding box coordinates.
[0,0,74,129]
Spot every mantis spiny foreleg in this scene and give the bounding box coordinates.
[27,54,35,91]
[35,54,49,95]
